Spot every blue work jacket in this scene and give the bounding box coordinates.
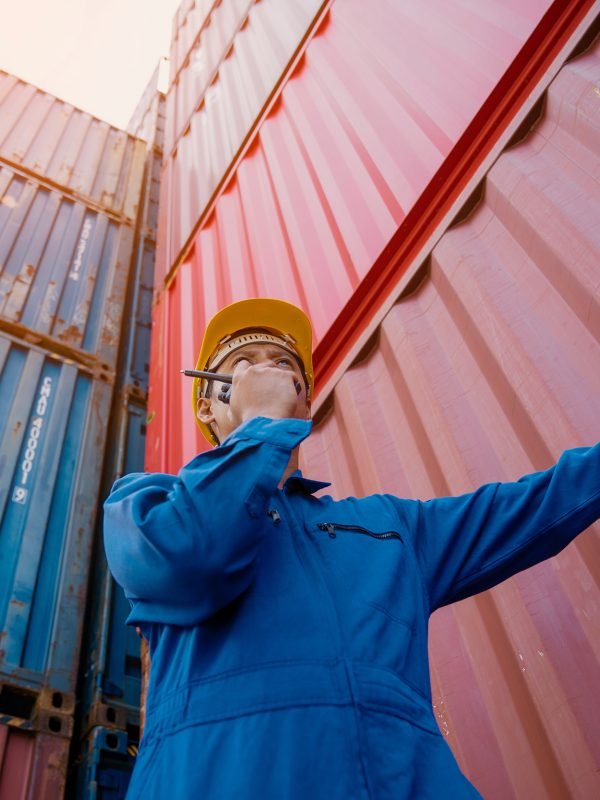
[103,417,600,799]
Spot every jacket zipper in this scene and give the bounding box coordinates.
[280,496,376,797]
[318,522,403,542]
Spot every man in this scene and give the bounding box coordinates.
[104,298,600,799]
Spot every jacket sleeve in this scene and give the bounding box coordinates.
[103,416,311,626]
[389,444,600,612]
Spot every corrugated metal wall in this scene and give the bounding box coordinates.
[169,0,223,83]
[0,168,136,367]
[156,0,324,283]
[0,334,112,705]
[166,0,251,152]
[144,18,600,798]
[154,0,592,315]
[0,72,145,221]
[0,725,70,799]
[296,40,600,800]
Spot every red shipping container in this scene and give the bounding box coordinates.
[169,0,213,82]
[155,0,595,328]
[166,0,251,151]
[0,725,69,800]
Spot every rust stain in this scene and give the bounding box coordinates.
[57,324,81,343]
[13,420,22,434]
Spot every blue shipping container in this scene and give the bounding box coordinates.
[0,70,146,222]
[0,166,140,372]
[0,331,114,722]
[79,395,147,733]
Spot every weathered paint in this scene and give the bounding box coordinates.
[0,333,113,702]
[0,166,139,370]
[155,0,596,346]
[0,71,146,221]
[0,725,69,800]
[144,27,600,799]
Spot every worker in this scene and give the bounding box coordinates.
[103,298,600,799]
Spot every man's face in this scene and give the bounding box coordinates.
[196,342,310,443]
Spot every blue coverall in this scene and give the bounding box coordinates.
[103,416,600,799]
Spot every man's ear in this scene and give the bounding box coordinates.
[197,397,215,424]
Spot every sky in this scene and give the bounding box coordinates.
[0,0,182,130]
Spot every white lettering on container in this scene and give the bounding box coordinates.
[69,218,92,281]
[12,375,53,504]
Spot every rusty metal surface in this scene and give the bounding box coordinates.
[154,0,595,339]
[0,165,139,371]
[145,28,600,799]
[0,71,146,222]
[0,724,69,800]
[0,332,114,700]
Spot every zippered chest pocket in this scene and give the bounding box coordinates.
[317,522,403,543]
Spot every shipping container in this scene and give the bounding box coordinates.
[0,331,114,719]
[165,0,252,152]
[170,0,198,54]
[0,72,146,222]
[147,24,600,471]
[126,62,167,151]
[117,237,155,396]
[0,166,141,372]
[168,0,214,85]
[79,394,147,735]
[117,154,162,395]
[140,150,162,240]
[73,726,136,800]
[155,0,324,282]
[143,23,600,799]
[0,723,70,799]
[155,0,595,329]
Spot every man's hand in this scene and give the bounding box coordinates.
[229,361,300,426]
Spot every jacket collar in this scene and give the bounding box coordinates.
[284,469,331,495]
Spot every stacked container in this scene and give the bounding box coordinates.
[71,65,166,799]
[0,71,147,797]
[145,1,600,797]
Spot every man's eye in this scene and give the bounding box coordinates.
[232,356,250,366]
[276,358,292,367]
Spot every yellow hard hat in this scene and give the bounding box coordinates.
[192,298,313,445]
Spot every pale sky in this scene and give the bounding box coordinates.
[0,0,182,130]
